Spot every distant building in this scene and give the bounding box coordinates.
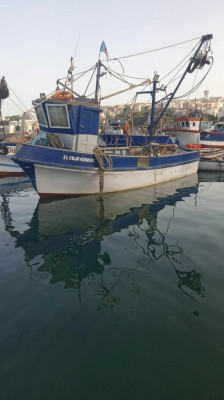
[218,108,224,120]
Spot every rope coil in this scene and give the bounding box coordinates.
[93,146,113,170]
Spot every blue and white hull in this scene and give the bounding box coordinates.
[0,141,25,177]
[0,155,24,177]
[166,129,201,146]
[165,128,224,149]
[200,132,224,149]
[13,144,199,197]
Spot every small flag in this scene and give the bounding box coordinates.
[100,41,109,61]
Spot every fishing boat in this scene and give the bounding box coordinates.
[199,148,224,171]
[0,123,39,177]
[0,138,26,177]
[0,77,24,176]
[164,114,201,145]
[0,77,39,177]
[13,35,213,197]
[164,115,224,149]
[199,158,224,172]
[200,122,224,149]
[184,144,224,171]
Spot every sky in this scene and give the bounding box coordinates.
[1,0,224,116]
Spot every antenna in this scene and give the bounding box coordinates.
[74,34,80,62]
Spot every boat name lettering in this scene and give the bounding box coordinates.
[63,155,94,163]
[6,146,16,155]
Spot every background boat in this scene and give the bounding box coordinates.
[0,77,38,177]
[164,115,224,149]
[0,138,26,176]
[199,154,224,171]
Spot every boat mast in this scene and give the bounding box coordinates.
[149,76,158,141]
[69,57,75,94]
[135,73,163,141]
[95,61,101,103]
[95,41,108,103]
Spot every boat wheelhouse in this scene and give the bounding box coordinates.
[163,115,201,146]
[33,96,101,153]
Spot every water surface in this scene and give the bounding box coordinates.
[0,173,224,400]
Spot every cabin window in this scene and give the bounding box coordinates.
[46,105,70,128]
[181,122,185,127]
[35,104,47,126]
[186,121,189,127]
[193,122,195,126]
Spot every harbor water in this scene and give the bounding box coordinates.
[0,172,224,400]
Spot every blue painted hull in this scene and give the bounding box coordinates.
[13,143,199,170]
[200,131,224,148]
[12,144,199,197]
[0,142,24,176]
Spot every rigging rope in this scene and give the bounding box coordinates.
[8,84,28,111]
[186,68,199,101]
[105,65,150,81]
[7,97,25,113]
[84,65,97,96]
[159,41,200,83]
[104,37,201,61]
[164,59,190,88]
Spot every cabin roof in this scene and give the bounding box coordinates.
[176,116,200,122]
[32,96,100,109]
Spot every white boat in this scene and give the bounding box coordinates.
[0,77,39,176]
[164,115,201,145]
[0,140,25,176]
[199,148,224,171]
[0,77,23,176]
[199,158,224,171]
[13,35,213,197]
[164,116,224,149]
[0,132,39,177]
[200,121,215,131]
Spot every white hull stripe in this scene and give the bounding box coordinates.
[34,161,199,196]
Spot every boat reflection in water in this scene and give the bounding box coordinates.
[2,174,204,303]
[198,170,224,182]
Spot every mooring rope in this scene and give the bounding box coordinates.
[93,146,113,200]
